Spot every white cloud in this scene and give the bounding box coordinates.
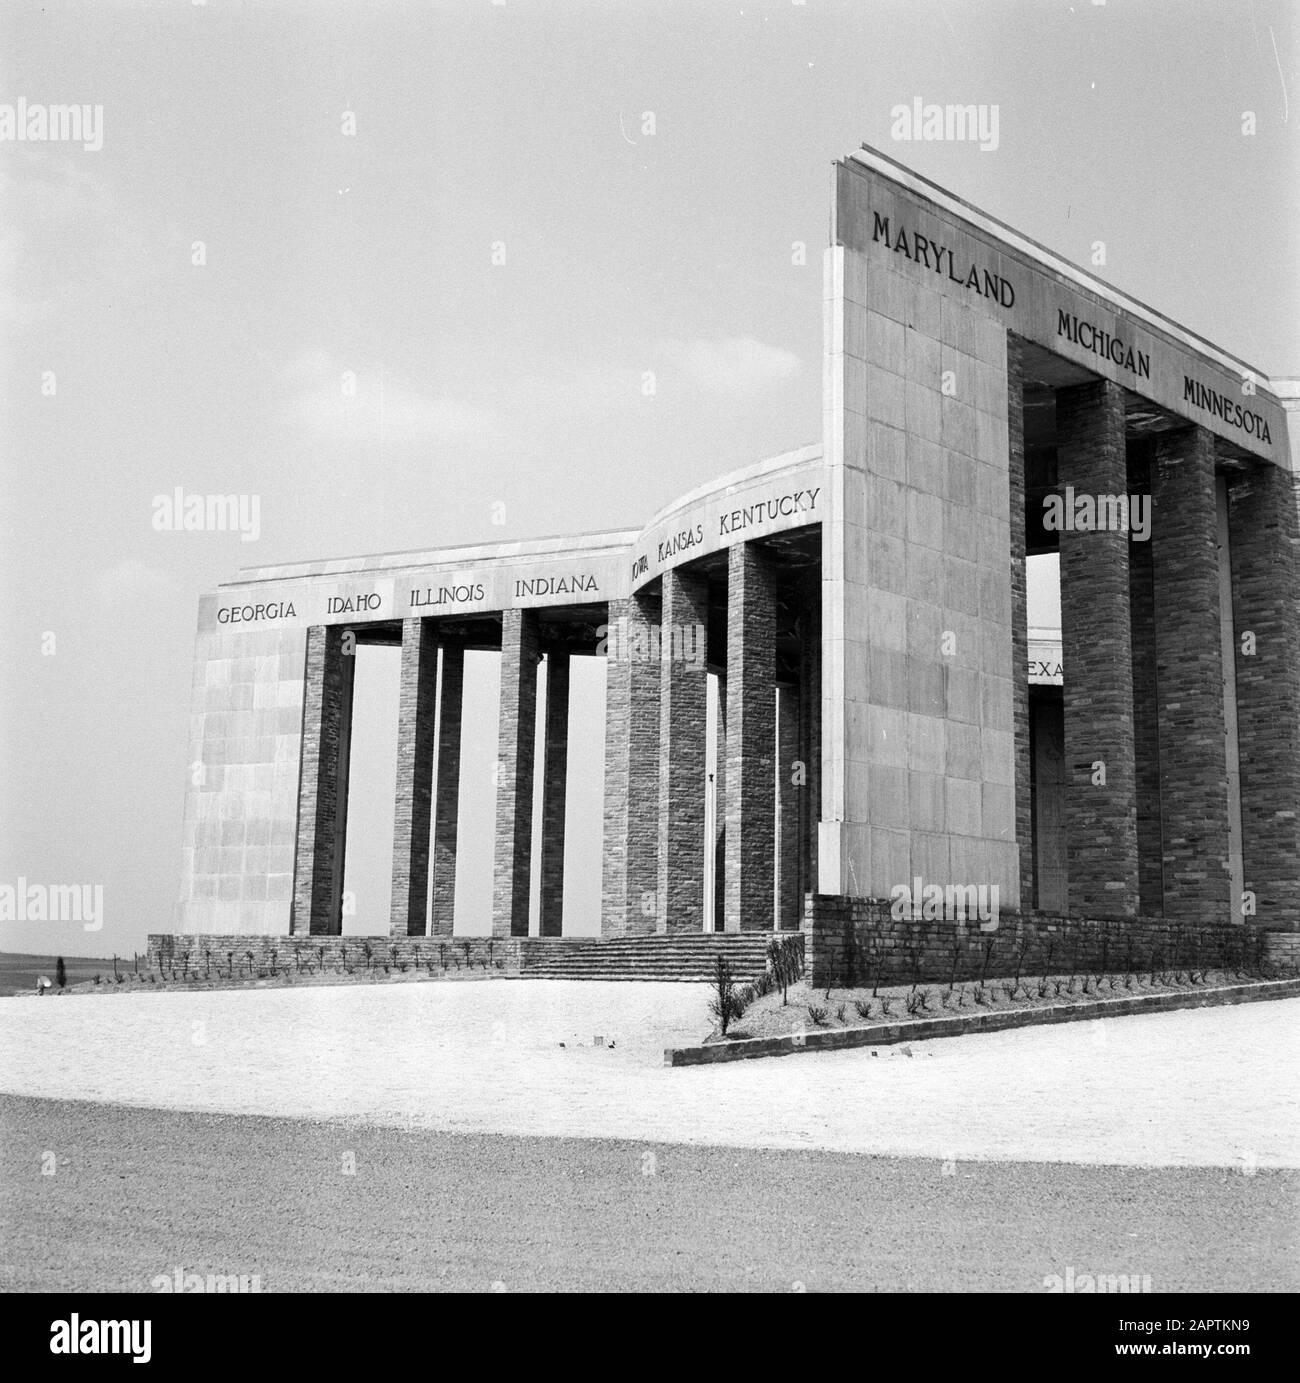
[662,335,801,394]
[0,152,130,329]
[89,559,173,607]
[283,354,509,450]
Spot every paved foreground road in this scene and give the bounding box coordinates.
[2,1095,1293,1292]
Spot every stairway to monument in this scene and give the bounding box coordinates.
[517,933,791,982]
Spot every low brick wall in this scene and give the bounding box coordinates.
[666,977,1300,1065]
[802,895,1297,991]
[147,934,522,979]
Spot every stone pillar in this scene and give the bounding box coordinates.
[429,643,463,937]
[725,543,777,932]
[712,675,726,931]
[601,591,661,936]
[492,609,539,938]
[1007,334,1034,909]
[292,624,355,935]
[1128,443,1164,915]
[539,650,570,937]
[1228,461,1300,931]
[1152,427,1233,924]
[389,618,438,936]
[1057,378,1139,916]
[799,590,821,910]
[776,683,801,928]
[658,568,710,933]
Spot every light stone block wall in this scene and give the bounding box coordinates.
[822,229,1018,908]
[177,625,308,935]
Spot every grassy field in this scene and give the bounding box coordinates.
[0,953,126,997]
[1,1093,1293,1292]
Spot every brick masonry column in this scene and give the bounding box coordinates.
[429,642,463,937]
[1152,427,1233,924]
[776,683,801,928]
[492,609,540,938]
[658,568,710,933]
[291,625,355,935]
[601,591,661,936]
[1007,334,1034,910]
[1128,443,1163,915]
[725,542,777,932]
[389,618,438,936]
[1056,378,1139,916]
[1228,461,1300,930]
[712,674,726,931]
[539,650,570,937]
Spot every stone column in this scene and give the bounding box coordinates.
[429,643,463,937]
[712,676,726,932]
[389,618,438,936]
[776,683,801,928]
[1228,461,1300,931]
[292,624,355,935]
[1152,427,1233,924]
[492,609,539,938]
[799,591,821,911]
[658,568,710,933]
[725,543,777,932]
[1007,334,1034,909]
[539,650,570,937]
[1128,443,1163,915]
[601,591,661,936]
[1056,378,1139,916]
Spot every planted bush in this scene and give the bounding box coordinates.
[708,953,746,1036]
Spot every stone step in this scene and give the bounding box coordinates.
[516,936,794,982]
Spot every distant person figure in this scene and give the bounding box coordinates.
[56,957,67,989]
[35,975,52,996]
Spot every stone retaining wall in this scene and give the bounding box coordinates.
[802,895,1296,990]
[147,933,522,978]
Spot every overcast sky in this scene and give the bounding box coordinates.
[2,0,1296,958]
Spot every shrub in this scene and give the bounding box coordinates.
[708,953,746,1036]
[947,942,963,996]
[879,996,894,1017]
[806,1004,829,1026]
[835,1004,846,1022]
[979,935,997,992]
[1012,935,1031,998]
[766,937,801,1005]
[854,998,872,1020]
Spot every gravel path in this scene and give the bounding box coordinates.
[2,1095,1294,1292]
[1,982,1295,1167]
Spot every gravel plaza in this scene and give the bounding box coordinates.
[2,982,1296,1168]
